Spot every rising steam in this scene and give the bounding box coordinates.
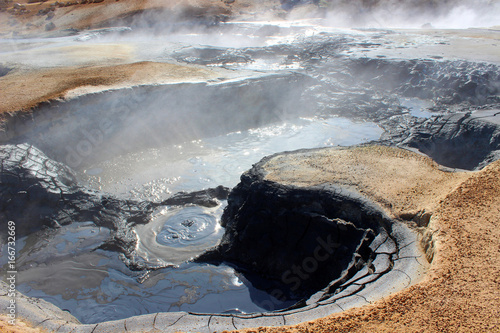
[317,0,500,29]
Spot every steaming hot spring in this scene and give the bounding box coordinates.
[1,2,500,332]
[1,63,386,323]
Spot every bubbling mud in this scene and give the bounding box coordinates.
[5,220,293,324]
[0,83,382,323]
[134,205,225,267]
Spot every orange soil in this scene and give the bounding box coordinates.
[0,61,214,115]
[0,315,46,333]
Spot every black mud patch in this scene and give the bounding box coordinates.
[0,64,11,77]
[198,157,396,305]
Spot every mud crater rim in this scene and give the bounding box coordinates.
[0,75,389,324]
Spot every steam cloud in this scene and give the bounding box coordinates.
[317,0,500,29]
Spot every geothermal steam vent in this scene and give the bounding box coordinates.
[0,73,426,332]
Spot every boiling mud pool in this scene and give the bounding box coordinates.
[3,117,382,324]
[2,222,288,323]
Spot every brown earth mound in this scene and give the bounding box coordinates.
[223,146,500,333]
[0,61,215,115]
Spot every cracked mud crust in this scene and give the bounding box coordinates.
[3,146,499,332]
[0,316,45,333]
[224,146,500,333]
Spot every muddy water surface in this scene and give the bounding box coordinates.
[1,115,381,323]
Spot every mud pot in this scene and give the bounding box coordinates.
[1,19,500,332]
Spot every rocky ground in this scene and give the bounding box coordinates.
[1,0,500,332]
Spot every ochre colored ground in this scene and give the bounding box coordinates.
[0,315,45,333]
[0,61,214,114]
[263,146,471,218]
[224,146,500,332]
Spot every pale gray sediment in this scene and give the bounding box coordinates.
[0,225,426,332]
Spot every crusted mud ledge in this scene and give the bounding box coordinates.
[2,145,500,332]
[228,146,500,333]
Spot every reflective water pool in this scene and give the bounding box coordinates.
[81,116,383,200]
[1,115,382,324]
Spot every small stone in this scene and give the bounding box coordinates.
[45,22,56,31]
